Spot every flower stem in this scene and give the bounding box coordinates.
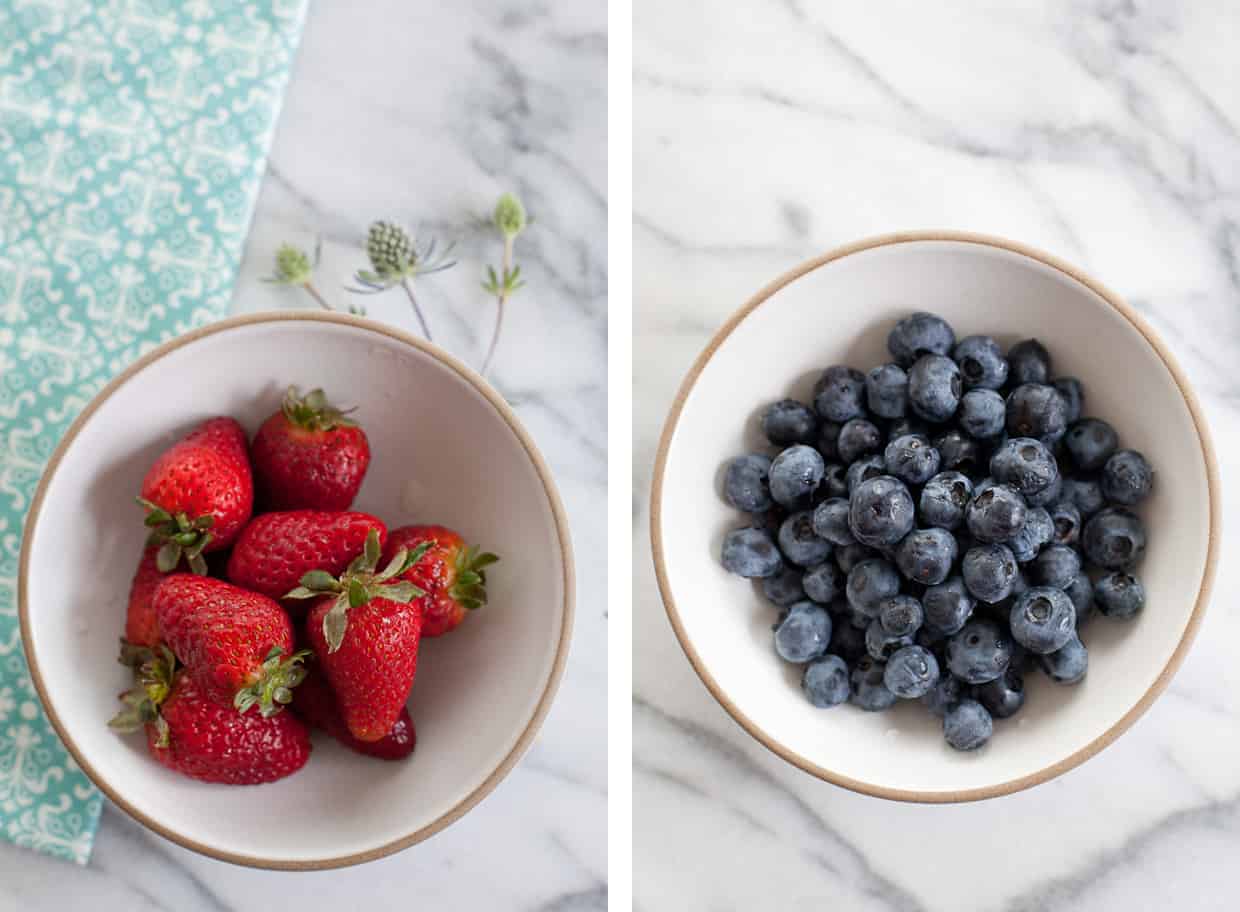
[481,235,513,377]
[401,278,434,341]
[301,282,332,311]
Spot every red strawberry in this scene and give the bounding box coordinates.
[288,530,429,741]
[251,387,370,511]
[108,649,309,785]
[139,417,253,574]
[226,510,387,605]
[293,664,415,760]
[383,525,498,637]
[154,575,307,717]
[123,547,164,650]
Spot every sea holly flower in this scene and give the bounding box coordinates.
[480,192,528,376]
[351,221,456,341]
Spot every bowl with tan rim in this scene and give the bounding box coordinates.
[651,231,1218,801]
[20,311,574,867]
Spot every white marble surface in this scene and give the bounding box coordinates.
[635,2,1240,910]
[0,0,606,908]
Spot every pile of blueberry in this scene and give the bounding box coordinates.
[719,312,1153,751]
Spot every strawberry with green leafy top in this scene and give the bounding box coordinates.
[287,530,428,741]
[226,510,386,604]
[292,665,416,760]
[109,648,311,785]
[251,387,370,511]
[382,525,498,637]
[138,417,253,574]
[155,575,308,717]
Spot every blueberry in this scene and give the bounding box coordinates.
[946,619,1012,684]
[850,656,898,711]
[1064,418,1118,472]
[802,560,843,604]
[845,454,887,495]
[1082,507,1146,570]
[887,416,930,440]
[953,335,1008,390]
[829,619,868,662]
[990,437,1058,496]
[915,624,948,654]
[1009,506,1053,563]
[761,563,805,607]
[1037,635,1087,684]
[848,475,916,548]
[845,558,901,617]
[1024,473,1063,508]
[821,463,849,499]
[837,418,883,464]
[944,699,993,750]
[761,399,818,446]
[957,388,1006,440]
[835,542,873,575]
[1030,544,1080,590]
[907,354,963,423]
[866,363,909,419]
[921,673,965,717]
[1094,572,1145,619]
[884,434,941,485]
[883,645,940,699]
[773,601,833,663]
[723,454,773,512]
[816,421,843,462]
[1066,571,1095,627]
[888,312,957,367]
[721,527,783,578]
[1010,566,1030,598]
[933,429,982,475]
[879,594,924,637]
[1006,384,1068,444]
[1101,449,1153,506]
[974,666,1025,719]
[768,444,825,509]
[1007,339,1051,386]
[965,483,1027,544]
[1061,477,1105,518]
[1053,377,1084,424]
[846,603,872,630]
[777,510,832,567]
[962,544,1018,604]
[919,471,973,530]
[865,619,915,661]
[1049,501,1081,546]
[801,655,850,708]
[812,498,855,546]
[1009,587,1076,654]
[895,528,958,586]
[813,366,867,422]
[923,576,975,635]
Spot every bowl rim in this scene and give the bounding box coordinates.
[18,310,576,868]
[649,229,1220,803]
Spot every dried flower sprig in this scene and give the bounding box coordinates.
[265,240,367,315]
[350,221,456,341]
[480,193,527,376]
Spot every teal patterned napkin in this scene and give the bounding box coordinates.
[0,0,308,863]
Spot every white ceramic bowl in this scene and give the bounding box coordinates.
[20,312,573,867]
[652,231,1218,802]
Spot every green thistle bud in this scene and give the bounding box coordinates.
[272,244,312,285]
[366,220,416,277]
[493,193,526,239]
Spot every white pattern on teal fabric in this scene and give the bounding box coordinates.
[0,0,307,863]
